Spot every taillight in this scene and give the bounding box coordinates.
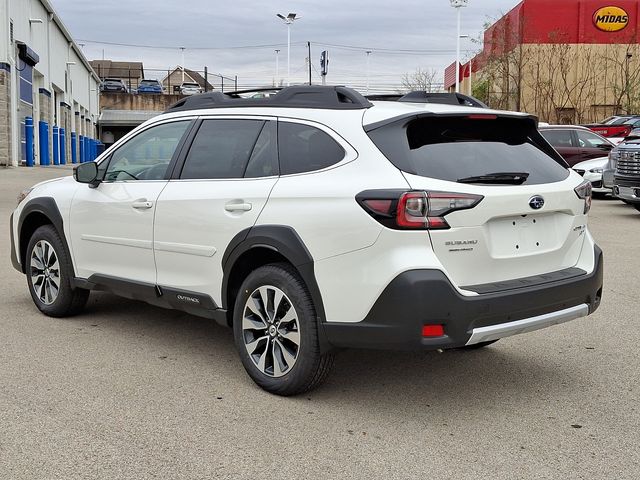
[357,190,483,230]
[574,179,592,214]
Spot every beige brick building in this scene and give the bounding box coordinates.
[445,0,640,124]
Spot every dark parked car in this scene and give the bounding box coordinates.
[540,125,614,166]
[100,78,127,93]
[137,79,163,94]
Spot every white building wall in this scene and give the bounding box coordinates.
[1,0,100,167]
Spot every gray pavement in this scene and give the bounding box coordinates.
[1,165,638,479]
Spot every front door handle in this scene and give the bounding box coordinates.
[132,200,153,210]
[225,202,252,212]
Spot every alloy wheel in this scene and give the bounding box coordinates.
[241,285,301,377]
[30,240,60,305]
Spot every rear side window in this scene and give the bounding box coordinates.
[278,122,345,175]
[367,116,569,185]
[540,129,573,147]
[180,119,271,179]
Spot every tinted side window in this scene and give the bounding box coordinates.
[540,129,573,148]
[105,120,191,181]
[244,121,278,178]
[278,122,345,175]
[181,119,265,179]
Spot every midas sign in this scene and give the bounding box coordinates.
[593,6,629,32]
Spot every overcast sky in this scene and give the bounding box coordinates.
[50,0,520,92]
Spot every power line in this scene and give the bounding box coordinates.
[76,39,306,50]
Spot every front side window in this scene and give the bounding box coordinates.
[104,121,191,181]
[180,119,272,179]
[278,122,346,175]
[576,130,609,148]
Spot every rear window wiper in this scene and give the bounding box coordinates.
[457,172,529,185]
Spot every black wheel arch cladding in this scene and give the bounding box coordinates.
[18,197,72,275]
[222,225,326,323]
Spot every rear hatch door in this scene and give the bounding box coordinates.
[367,112,589,288]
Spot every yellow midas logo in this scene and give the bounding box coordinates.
[593,6,629,32]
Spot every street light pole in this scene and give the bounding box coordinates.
[277,13,300,86]
[450,0,468,93]
[275,49,280,86]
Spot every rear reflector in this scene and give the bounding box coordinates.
[422,324,445,337]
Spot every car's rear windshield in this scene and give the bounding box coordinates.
[367,115,569,185]
[182,83,199,87]
[140,80,158,84]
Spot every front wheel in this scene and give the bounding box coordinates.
[233,263,334,396]
[26,225,89,317]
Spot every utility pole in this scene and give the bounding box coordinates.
[365,50,372,94]
[307,41,312,85]
[275,49,280,86]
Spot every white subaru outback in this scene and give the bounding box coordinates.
[11,86,603,395]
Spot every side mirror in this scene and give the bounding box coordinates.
[73,162,99,186]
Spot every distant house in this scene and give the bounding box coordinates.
[162,66,215,93]
[90,60,144,90]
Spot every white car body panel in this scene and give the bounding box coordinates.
[402,172,589,287]
[154,176,277,305]
[572,157,610,194]
[69,181,168,284]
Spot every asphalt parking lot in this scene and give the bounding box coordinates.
[1,166,639,479]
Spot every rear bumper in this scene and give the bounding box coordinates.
[323,245,603,351]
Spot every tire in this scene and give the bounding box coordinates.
[458,340,499,350]
[233,263,334,396]
[25,225,89,317]
[635,205,640,213]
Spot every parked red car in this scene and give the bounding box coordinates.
[583,116,640,138]
[539,125,615,166]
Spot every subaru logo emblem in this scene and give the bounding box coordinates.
[529,195,545,210]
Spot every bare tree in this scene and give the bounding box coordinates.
[606,42,640,115]
[399,68,440,93]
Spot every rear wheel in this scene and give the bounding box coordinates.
[26,225,89,317]
[233,263,334,396]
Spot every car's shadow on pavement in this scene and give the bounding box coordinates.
[51,291,582,416]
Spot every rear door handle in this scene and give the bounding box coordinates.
[225,202,252,212]
[132,200,153,210]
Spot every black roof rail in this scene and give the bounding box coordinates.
[165,85,373,112]
[365,94,404,101]
[398,91,488,108]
